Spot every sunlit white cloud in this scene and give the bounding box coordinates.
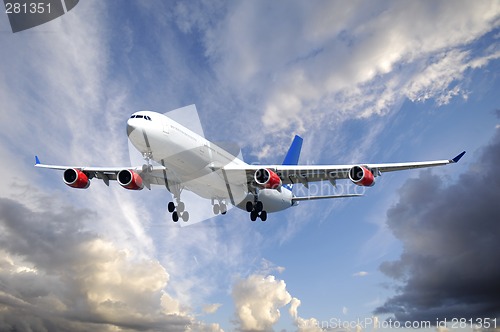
[174,1,500,160]
[232,274,292,331]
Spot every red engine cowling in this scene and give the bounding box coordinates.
[117,169,144,190]
[63,168,90,189]
[349,165,375,187]
[254,168,282,190]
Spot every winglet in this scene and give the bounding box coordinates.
[35,155,41,165]
[451,151,466,163]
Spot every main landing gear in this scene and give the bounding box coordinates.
[246,200,267,221]
[212,199,228,215]
[168,201,189,222]
[168,183,189,222]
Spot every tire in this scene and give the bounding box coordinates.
[213,204,220,215]
[172,211,179,222]
[177,202,185,212]
[220,203,227,214]
[246,201,253,212]
[168,202,176,213]
[255,201,263,212]
[260,211,267,221]
[250,211,258,221]
[182,211,189,222]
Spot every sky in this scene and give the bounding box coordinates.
[0,1,499,331]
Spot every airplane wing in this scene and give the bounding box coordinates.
[34,156,179,189]
[223,151,466,188]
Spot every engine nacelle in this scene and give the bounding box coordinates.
[117,169,144,190]
[63,168,90,189]
[349,165,375,187]
[254,168,282,190]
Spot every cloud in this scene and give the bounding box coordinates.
[232,274,292,331]
[289,297,325,332]
[232,273,327,332]
[203,303,222,314]
[0,192,226,331]
[183,0,500,146]
[375,125,500,321]
[353,271,369,277]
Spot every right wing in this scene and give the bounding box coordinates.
[34,156,179,190]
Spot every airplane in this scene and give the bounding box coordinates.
[35,105,466,222]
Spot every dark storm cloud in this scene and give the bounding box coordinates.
[375,122,500,322]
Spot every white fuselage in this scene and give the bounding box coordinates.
[126,111,294,213]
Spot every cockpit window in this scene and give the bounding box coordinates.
[130,114,152,120]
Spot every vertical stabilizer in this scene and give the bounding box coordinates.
[282,135,303,165]
[282,135,303,191]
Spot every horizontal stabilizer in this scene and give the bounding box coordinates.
[292,194,362,202]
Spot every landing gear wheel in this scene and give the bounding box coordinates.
[213,204,220,215]
[220,203,227,215]
[181,211,189,222]
[260,211,267,221]
[177,202,185,213]
[246,201,253,212]
[255,201,263,212]
[250,211,258,221]
[172,211,179,222]
[168,202,176,213]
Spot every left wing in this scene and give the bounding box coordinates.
[223,151,466,188]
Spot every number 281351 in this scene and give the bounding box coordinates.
[5,2,51,14]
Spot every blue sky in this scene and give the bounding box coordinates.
[0,1,499,331]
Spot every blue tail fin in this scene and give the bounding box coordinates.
[282,135,303,190]
[282,135,303,165]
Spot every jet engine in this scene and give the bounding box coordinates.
[349,165,375,187]
[117,170,144,190]
[63,168,90,189]
[254,168,282,190]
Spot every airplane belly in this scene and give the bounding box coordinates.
[147,128,210,176]
[182,171,246,201]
